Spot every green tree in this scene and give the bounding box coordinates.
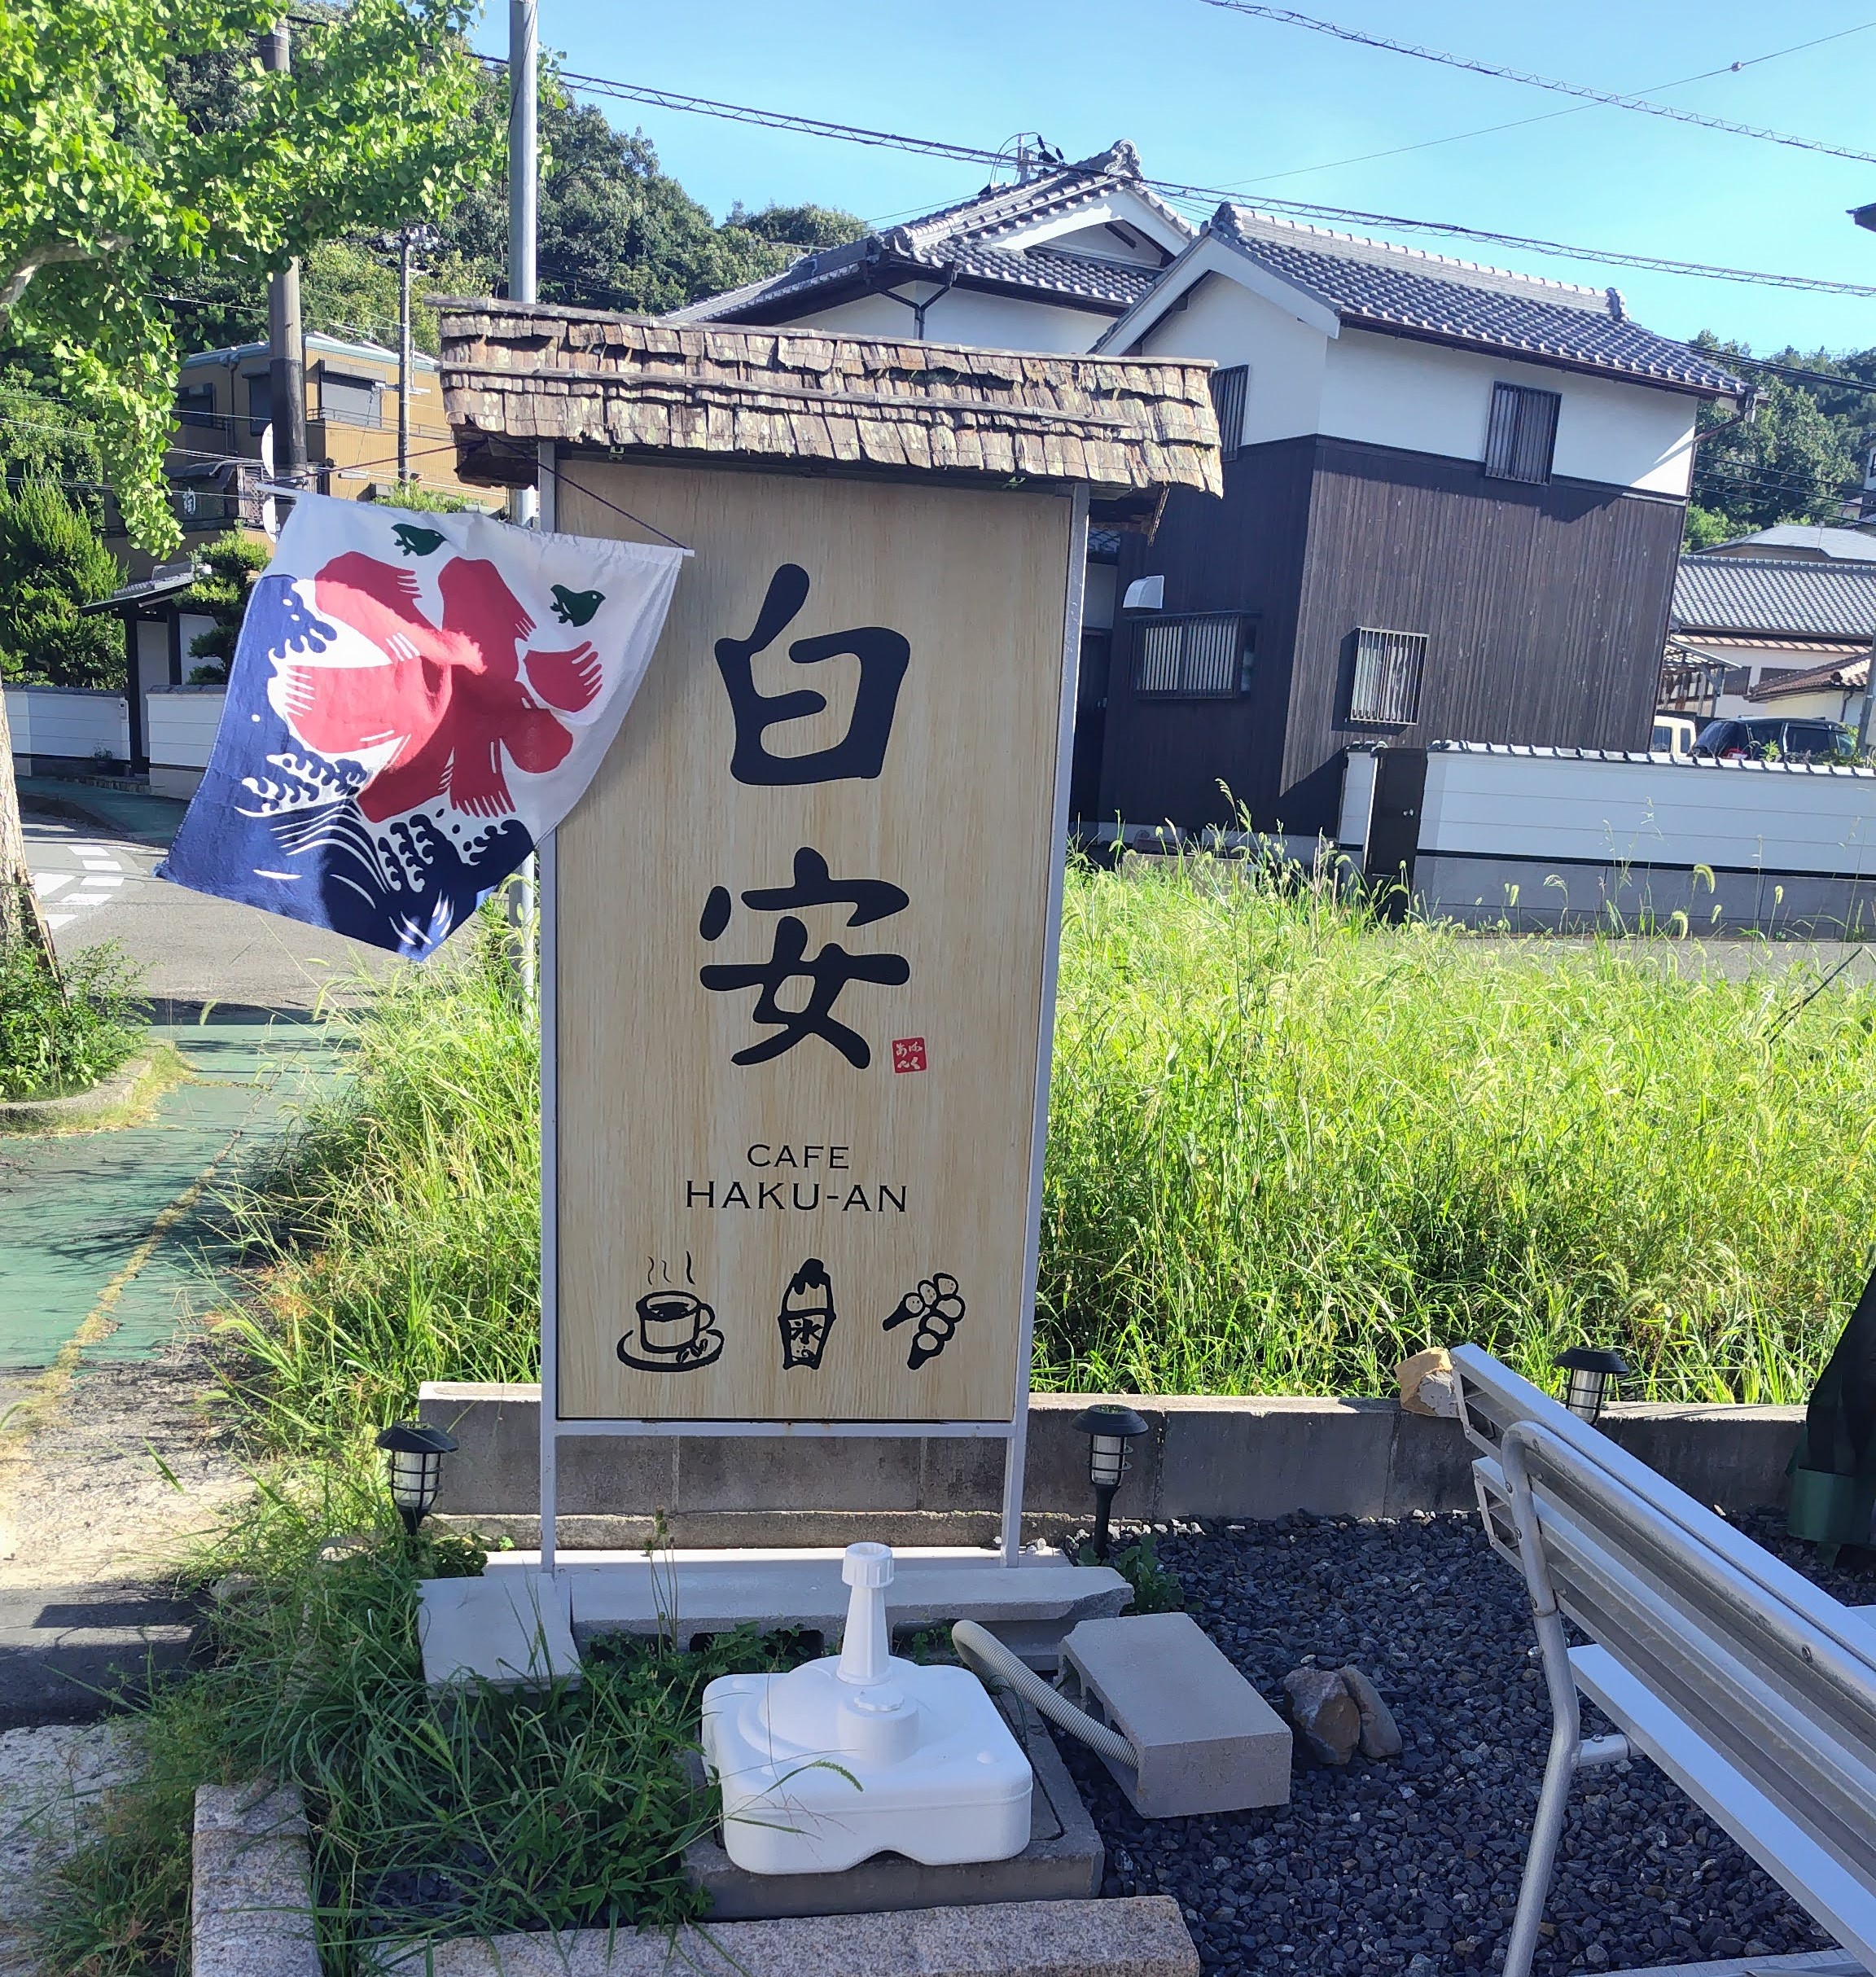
[0,0,498,556]
[0,481,121,687]
[445,72,865,315]
[1687,335,1861,535]
[180,528,271,680]
[0,372,103,507]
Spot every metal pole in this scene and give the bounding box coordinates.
[397,227,413,487]
[507,0,539,530]
[262,19,308,493]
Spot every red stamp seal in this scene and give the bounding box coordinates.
[892,1037,927,1074]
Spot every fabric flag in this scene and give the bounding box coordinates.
[161,495,685,958]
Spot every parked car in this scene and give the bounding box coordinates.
[1651,713,1697,757]
[1692,716,1858,763]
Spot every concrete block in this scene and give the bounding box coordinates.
[918,1436,1006,1512]
[1382,1408,1477,1516]
[684,1701,1101,1918]
[558,1550,1129,1656]
[422,1383,541,1515]
[1157,1396,1394,1521]
[192,1783,319,1977]
[1060,1611,1292,1817]
[554,1436,681,1517]
[678,1434,924,1513]
[419,1381,1813,1543]
[407,1896,1199,1977]
[1026,1396,1162,1523]
[418,1572,581,1688]
[1603,1403,1801,1514]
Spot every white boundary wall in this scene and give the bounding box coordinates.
[145,686,225,798]
[4,686,129,765]
[1341,743,1876,933]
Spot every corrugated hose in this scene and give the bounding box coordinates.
[949,1616,1136,1772]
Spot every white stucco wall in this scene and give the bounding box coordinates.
[1319,330,1697,496]
[146,686,226,769]
[1135,271,1327,446]
[792,287,1110,354]
[5,686,129,761]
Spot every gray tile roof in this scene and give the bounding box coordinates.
[1706,524,1876,563]
[1673,555,1876,638]
[1211,206,1742,395]
[670,141,1185,327]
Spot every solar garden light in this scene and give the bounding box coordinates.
[1069,1403,1150,1562]
[375,1421,458,1536]
[1553,1347,1630,1425]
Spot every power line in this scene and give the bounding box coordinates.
[1215,22,1876,191]
[1199,3,1876,168]
[523,64,1876,297]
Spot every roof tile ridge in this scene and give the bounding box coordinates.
[1215,202,1610,307]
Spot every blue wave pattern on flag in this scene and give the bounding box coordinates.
[159,497,686,959]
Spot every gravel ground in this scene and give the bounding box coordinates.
[0,1722,134,1976]
[1056,1510,1874,1977]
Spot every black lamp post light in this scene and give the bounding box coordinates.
[1070,1403,1150,1562]
[1554,1347,1630,1425]
[375,1421,458,1536]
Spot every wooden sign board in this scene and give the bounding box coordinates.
[550,461,1078,1424]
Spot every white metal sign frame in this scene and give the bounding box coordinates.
[533,444,1089,1575]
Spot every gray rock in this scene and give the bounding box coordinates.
[1337,1662,1404,1760]
[1281,1666,1360,1765]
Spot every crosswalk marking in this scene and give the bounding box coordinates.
[32,872,76,899]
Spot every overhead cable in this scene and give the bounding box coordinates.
[1198,3,1876,167]
[509,63,1876,296]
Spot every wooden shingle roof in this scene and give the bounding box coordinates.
[435,301,1222,520]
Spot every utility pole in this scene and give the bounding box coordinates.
[508,0,538,529]
[397,226,414,486]
[262,17,309,495]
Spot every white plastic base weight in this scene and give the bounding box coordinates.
[700,1542,1033,1875]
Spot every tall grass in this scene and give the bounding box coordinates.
[221,864,1876,1443]
[0,939,142,1102]
[1039,852,1876,1402]
[29,1479,791,1977]
[218,919,541,1449]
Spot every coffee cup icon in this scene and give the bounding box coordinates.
[619,1289,724,1372]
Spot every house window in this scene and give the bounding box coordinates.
[1210,365,1249,463]
[1484,382,1560,484]
[175,383,217,427]
[1349,626,1427,725]
[1133,613,1254,699]
[320,370,380,427]
[244,370,272,435]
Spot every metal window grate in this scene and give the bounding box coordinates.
[1349,626,1427,725]
[1484,382,1561,484]
[1209,366,1249,463]
[1134,613,1252,699]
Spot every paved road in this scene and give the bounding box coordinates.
[23,807,391,1016]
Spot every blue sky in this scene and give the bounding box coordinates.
[476,1,1876,356]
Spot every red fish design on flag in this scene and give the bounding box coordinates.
[274,550,607,822]
[159,495,684,960]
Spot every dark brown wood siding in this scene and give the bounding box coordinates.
[1101,435,1314,831]
[1277,437,1685,833]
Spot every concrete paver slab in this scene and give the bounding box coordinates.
[404,1897,1200,1977]
[417,1573,581,1688]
